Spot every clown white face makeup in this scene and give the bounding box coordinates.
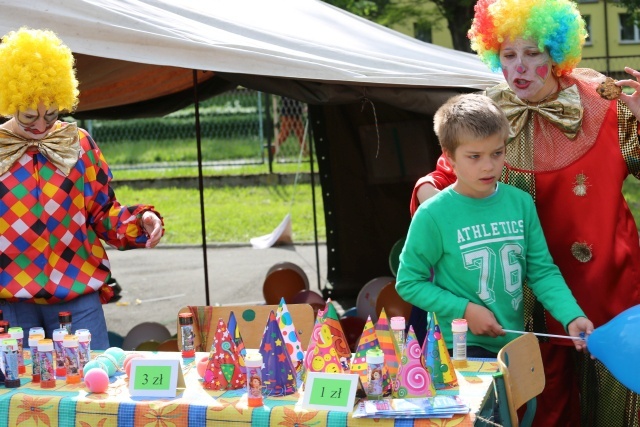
[14,103,59,140]
[499,38,558,102]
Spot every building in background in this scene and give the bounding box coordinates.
[392,0,640,78]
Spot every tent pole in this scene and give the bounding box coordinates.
[308,126,321,292]
[192,69,211,306]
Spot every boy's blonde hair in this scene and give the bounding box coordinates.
[0,27,79,116]
[434,93,510,156]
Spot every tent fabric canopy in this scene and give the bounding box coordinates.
[0,0,503,116]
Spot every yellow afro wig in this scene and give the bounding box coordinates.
[0,27,79,117]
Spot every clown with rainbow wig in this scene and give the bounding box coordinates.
[0,28,164,349]
[409,0,640,426]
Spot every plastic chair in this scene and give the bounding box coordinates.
[495,333,545,427]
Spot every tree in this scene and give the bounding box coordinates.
[424,1,475,53]
[321,0,476,52]
[617,0,640,27]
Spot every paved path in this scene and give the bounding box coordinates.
[102,243,327,339]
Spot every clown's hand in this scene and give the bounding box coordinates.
[618,67,640,120]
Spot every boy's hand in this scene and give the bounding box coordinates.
[567,316,594,352]
[464,303,506,338]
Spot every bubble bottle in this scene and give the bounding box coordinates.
[390,316,406,356]
[366,348,385,400]
[75,329,91,377]
[38,339,56,388]
[2,338,21,387]
[451,319,468,369]
[0,320,10,334]
[7,327,25,375]
[178,313,195,359]
[245,352,264,407]
[63,335,81,384]
[29,333,44,383]
[29,326,45,339]
[52,328,68,377]
[59,311,72,335]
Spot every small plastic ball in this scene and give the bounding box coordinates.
[84,367,110,393]
[95,353,119,377]
[104,347,126,368]
[83,360,107,375]
[196,356,209,379]
[124,353,146,377]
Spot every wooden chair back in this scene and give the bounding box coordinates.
[177,304,315,351]
[497,332,545,427]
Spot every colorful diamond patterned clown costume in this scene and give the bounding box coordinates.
[0,27,164,349]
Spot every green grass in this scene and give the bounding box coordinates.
[623,176,640,225]
[100,137,264,164]
[112,176,324,245]
[102,137,640,246]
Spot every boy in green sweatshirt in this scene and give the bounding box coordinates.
[395,93,593,357]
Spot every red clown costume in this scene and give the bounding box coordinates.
[412,69,640,427]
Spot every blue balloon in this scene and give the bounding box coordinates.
[587,305,640,393]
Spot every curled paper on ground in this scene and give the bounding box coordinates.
[250,213,293,249]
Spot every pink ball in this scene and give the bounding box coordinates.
[84,368,110,393]
[196,356,209,379]
[123,353,146,377]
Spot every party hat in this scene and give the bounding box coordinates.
[375,308,399,380]
[395,326,435,398]
[203,317,246,390]
[259,311,297,396]
[320,301,352,369]
[276,298,304,372]
[228,311,247,373]
[350,316,380,385]
[303,297,333,373]
[303,322,344,375]
[423,312,457,389]
[303,298,329,368]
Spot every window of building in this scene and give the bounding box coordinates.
[414,21,432,44]
[583,15,592,45]
[620,13,640,43]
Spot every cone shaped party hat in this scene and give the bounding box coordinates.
[423,312,458,389]
[303,322,344,375]
[320,301,352,369]
[375,308,400,380]
[276,298,304,372]
[395,326,435,398]
[351,316,380,385]
[303,299,329,368]
[228,311,247,374]
[259,311,297,396]
[203,317,246,390]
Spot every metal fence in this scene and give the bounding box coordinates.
[86,88,311,170]
[579,55,640,79]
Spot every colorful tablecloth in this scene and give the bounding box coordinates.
[3,353,498,427]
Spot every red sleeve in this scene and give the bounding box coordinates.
[409,154,457,217]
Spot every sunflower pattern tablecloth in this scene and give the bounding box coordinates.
[3,353,498,427]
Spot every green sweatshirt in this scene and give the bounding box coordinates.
[396,183,585,354]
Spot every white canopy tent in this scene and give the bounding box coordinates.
[0,0,501,115]
[0,0,505,302]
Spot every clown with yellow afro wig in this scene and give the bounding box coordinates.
[0,27,79,117]
[468,0,588,77]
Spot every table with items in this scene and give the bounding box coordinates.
[0,351,498,427]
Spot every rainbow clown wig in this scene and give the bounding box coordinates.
[0,27,79,117]
[468,0,588,77]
